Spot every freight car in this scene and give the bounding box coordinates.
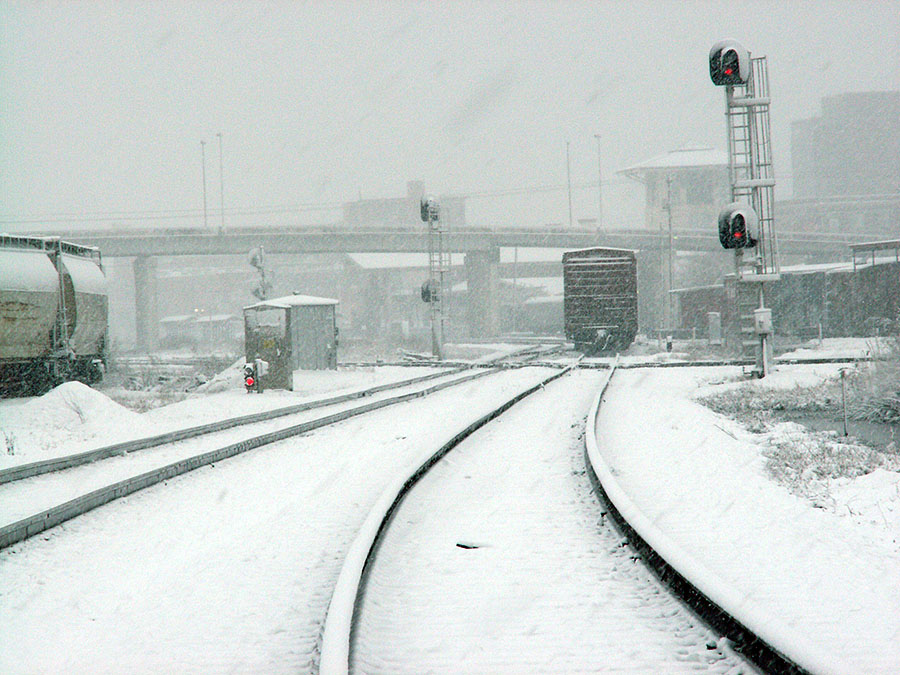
[563,247,638,354]
[0,235,108,395]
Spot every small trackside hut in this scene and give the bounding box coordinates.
[243,294,339,391]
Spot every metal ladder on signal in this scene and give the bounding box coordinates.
[726,56,779,358]
[426,214,450,351]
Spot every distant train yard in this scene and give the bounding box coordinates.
[4,6,899,673]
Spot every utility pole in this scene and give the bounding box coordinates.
[594,133,603,231]
[566,141,573,228]
[200,140,208,230]
[666,175,674,332]
[216,132,225,235]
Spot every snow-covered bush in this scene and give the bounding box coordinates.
[850,335,900,425]
[763,426,900,499]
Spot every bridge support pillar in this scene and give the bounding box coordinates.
[465,248,500,338]
[635,249,664,335]
[133,256,159,353]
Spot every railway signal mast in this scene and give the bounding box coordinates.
[709,40,780,377]
[421,195,447,359]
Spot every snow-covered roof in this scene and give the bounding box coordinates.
[619,146,728,181]
[244,294,339,310]
[194,314,241,323]
[512,276,564,295]
[562,246,636,257]
[778,261,854,275]
[523,295,562,305]
[670,284,724,294]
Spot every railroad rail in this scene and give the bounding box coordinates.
[0,344,562,487]
[583,363,821,674]
[318,357,581,672]
[320,358,842,674]
[0,347,560,551]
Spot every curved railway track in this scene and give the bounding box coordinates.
[584,365,821,675]
[319,359,582,672]
[0,346,562,551]
[0,361,575,673]
[3,356,857,672]
[318,360,826,674]
[1,344,562,487]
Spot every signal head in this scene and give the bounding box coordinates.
[420,195,440,222]
[717,202,758,249]
[709,40,750,86]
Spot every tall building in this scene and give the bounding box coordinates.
[782,91,900,237]
[791,91,900,199]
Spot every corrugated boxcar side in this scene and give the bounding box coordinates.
[562,248,638,349]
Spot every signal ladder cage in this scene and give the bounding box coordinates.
[725,55,780,279]
[426,208,451,352]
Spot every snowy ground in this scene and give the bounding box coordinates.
[2,347,897,673]
[564,335,893,369]
[0,370,493,526]
[778,336,896,361]
[0,367,558,674]
[353,370,752,673]
[595,364,900,674]
[0,364,445,470]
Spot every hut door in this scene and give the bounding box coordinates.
[249,307,291,390]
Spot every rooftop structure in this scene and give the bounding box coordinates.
[619,146,730,231]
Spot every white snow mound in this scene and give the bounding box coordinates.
[16,381,143,432]
[195,358,246,393]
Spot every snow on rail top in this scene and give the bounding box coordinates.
[244,293,339,310]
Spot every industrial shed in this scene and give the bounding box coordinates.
[243,294,339,390]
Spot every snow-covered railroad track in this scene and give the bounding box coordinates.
[0,366,565,673]
[0,365,522,550]
[320,362,755,674]
[0,345,560,488]
[584,365,831,675]
[0,366,464,487]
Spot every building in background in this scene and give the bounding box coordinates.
[342,181,466,229]
[781,91,900,237]
[619,146,730,232]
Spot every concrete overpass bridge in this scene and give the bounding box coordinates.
[53,223,856,258]
[28,223,860,350]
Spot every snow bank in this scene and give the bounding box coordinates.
[779,337,894,361]
[0,382,152,469]
[16,382,142,431]
[592,365,900,673]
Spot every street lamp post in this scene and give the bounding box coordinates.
[216,133,225,235]
[594,133,603,231]
[667,175,674,332]
[200,140,208,230]
[566,141,573,228]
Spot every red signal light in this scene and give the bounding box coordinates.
[245,377,254,386]
[724,68,733,75]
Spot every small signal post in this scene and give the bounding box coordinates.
[421,195,447,360]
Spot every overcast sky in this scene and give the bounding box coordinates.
[2,1,898,231]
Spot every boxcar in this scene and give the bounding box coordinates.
[562,247,638,354]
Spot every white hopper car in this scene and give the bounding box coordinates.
[0,235,108,395]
